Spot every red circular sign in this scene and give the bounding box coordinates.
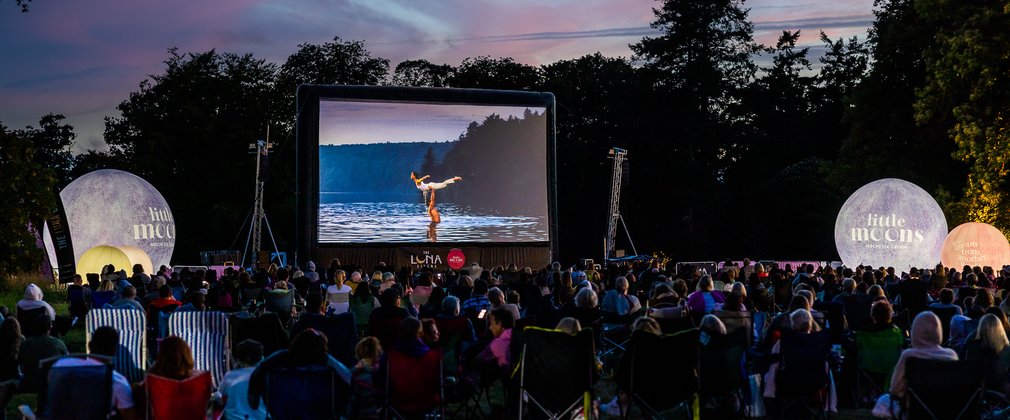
[447,249,466,270]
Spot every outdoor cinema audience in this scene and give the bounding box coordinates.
[18,258,1010,418]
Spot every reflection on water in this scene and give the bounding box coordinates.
[319,202,548,243]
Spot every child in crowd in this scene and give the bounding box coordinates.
[350,336,383,419]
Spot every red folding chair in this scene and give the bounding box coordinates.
[145,370,212,420]
[385,348,444,419]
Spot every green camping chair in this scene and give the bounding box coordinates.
[854,326,904,405]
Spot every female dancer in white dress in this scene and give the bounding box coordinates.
[410,172,462,223]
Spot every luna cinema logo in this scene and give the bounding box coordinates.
[850,213,925,244]
[133,207,176,241]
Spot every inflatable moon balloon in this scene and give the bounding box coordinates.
[941,222,1010,269]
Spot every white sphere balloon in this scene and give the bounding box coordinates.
[43,169,175,273]
[833,178,947,271]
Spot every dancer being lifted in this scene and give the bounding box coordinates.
[411,172,462,223]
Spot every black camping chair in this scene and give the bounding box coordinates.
[291,312,357,367]
[265,365,343,419]
[926,306,960,345]
[905,357,984,420]
[700,326,749,416]
[775,330,833,418]
[616,328,699,419]
[517,327,596,419]
[17,307,48,337]
[714,310,753,348]
[19,354,113,420]
[230,312,290,357]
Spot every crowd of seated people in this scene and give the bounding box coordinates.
[9,258,1010,418]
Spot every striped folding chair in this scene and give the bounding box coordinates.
[168,311,230,386]
[85,308,147,383]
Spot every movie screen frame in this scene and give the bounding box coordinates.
[295,85,558,257]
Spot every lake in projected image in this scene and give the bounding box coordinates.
[318,195,548,243]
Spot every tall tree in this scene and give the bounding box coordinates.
[831,0,963,197]
[104,49,285,261]
[914,0,1010,231]
[277,37,389,98]
[626,0,760,258]
[15,114,76,187]
[391,59,453,87]
[0,123,57,275]
[447,56,541,90]
[540,53,646,261]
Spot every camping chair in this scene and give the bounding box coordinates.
[600,311,636,358]
[145,371,213,420]
[927,306,960,345]
[714,310,754,348]
[294,312,357,367]
[91,291,117,310]
[240,287,264,305]
[517,328,596,419]
[16,307,48,337]
[168,311,230,386]
[67,286,90,319]
[775,330,833,418]
[700,326,748,416]
[263,290,295,326]
[905,357,984,420]
[230,312,289,357]
[265,365,342,419]
[854,327,903,406]
[435,316,481,418]
[656,315,695,335]
[18,354,113,420]
[618,329,700,419]
[86,308,147,383]
[384,348,444,419]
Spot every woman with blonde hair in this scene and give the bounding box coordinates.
[967,313,1010,393]
[326,270,352,314]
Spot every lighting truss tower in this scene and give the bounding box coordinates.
[605,147,637,260]
[242,128,281,268]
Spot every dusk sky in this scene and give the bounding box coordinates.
[0,0,873,153]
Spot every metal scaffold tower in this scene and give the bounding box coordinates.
[241,128,281,268]
[605,147,637,260]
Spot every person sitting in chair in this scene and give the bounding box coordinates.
[887,312,958,401]
[51,327,139,420]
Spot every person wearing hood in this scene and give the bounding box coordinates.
[17,284,55,321]
[888,311,958,399]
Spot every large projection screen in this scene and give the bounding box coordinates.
[295,86,557,266]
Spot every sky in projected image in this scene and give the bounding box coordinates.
[319,100,545,145]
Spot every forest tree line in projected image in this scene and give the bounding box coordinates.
[318,109,547,216]
[6,0,1010,270]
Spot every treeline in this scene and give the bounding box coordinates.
[2,0,1009,271]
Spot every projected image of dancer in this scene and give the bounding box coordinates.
[410,172,462,223]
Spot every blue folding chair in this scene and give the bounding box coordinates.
[168,311,230,386]
[86,308,147,383]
